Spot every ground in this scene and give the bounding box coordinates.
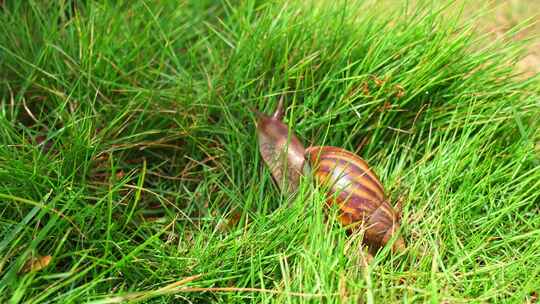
[0,1,539,303]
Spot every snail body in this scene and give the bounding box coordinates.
[255,99,404,253]
[255,97,305,193]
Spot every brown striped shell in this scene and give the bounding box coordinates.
[306,146,405,253]
[255,97,306,193]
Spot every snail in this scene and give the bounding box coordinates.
[255,99,405,254]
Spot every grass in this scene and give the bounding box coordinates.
[0,0,539,303]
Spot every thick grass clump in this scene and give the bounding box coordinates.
[0,0,539,303]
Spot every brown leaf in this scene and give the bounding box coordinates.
[216,210,243,232]
[115,170,125,179]
[394,84,405,99]
[528,291,538,304]
[21,255,52,273]
[373,76,384,86]
[362,82,370,95]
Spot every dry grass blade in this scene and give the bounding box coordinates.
[175,287,337,298]
[89,276,336,303]
[87,274,204,304]
[0,193,85,238]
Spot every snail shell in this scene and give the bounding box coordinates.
[255,97,305,193]
[305,146,405,253]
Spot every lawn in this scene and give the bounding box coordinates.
[1,1,539,303]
